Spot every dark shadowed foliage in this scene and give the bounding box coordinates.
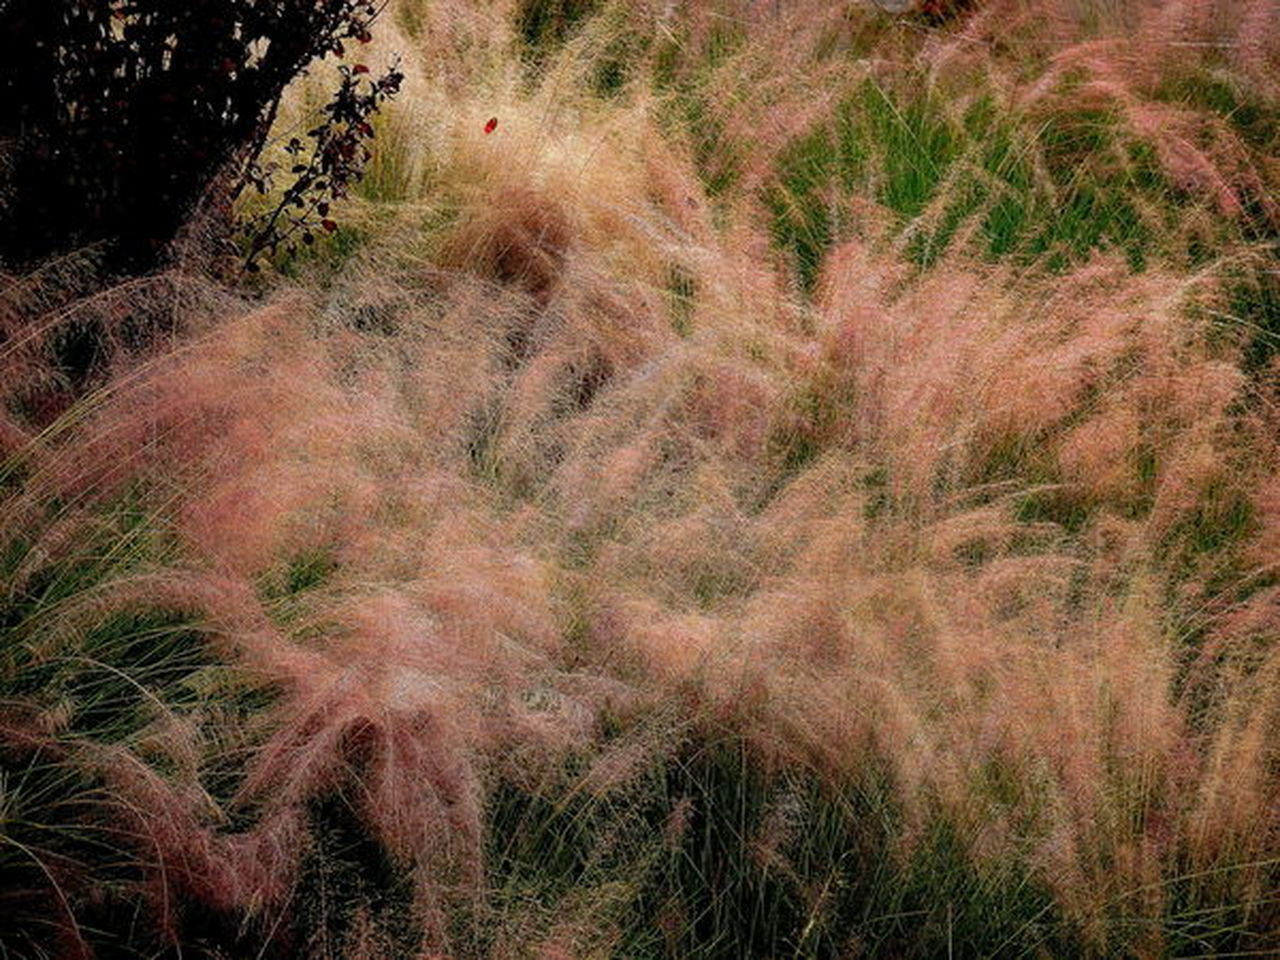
[0,0,395,273]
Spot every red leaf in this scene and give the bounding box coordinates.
[353,64,370,75]
[484,117,499,135]
[321,219,338,233]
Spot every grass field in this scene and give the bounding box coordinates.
[2,1,1279,956]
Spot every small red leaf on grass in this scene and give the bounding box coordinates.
[484,117,498,135]
[321,219,338,233]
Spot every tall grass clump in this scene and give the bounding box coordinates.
[2,0,1279,956]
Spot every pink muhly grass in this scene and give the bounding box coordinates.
[98,749,305,940]
[3,3,1279,951]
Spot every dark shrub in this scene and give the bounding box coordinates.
[0,0,396,273]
